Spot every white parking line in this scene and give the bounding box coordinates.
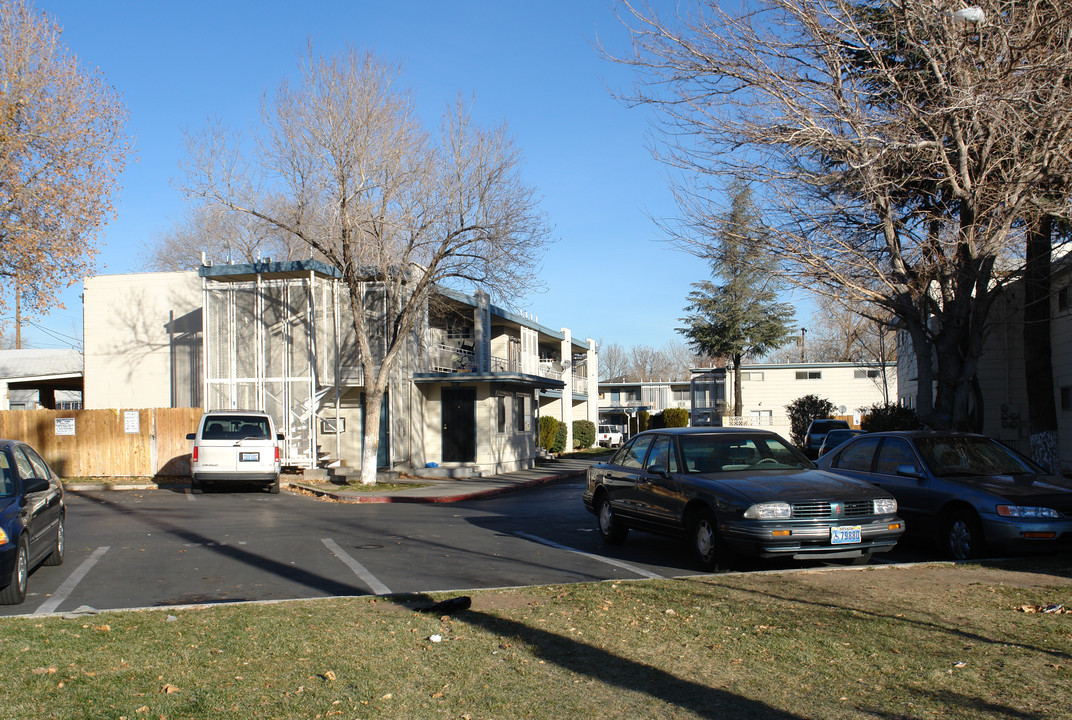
[515,531,664,579]
[321,538,392,595]
[34,546,111,616]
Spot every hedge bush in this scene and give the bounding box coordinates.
[663,407,690,428]
[552,422,567,453]
[638,410,650,434]
[538,415,559,451]
[861,402,921,432]
[573,420,596,449]
[786,394,836,448]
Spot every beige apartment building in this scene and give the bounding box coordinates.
[82,260,598,476]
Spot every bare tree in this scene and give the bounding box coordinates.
[0,0,131,326]
[599,339,700,382]
[142,202,304,271]
[180,49,550,485]
[611,0,1072,430]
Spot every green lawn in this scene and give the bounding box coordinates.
[2,559,1069,719]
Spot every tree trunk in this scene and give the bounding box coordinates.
[732,353,743,418]
[360,384,384,486]
[1024,215,1061,473]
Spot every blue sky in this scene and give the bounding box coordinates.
[16,0,757,351]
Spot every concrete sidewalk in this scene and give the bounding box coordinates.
[285,456,595,504]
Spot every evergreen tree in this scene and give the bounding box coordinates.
[678,183,795,417]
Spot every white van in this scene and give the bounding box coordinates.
[187,411,283,493]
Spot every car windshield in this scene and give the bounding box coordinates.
[679,434,813,473]
[202,416,272,440]
[915,436,1043,477]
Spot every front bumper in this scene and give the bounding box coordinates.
[720,516,905,559]
[980,514,1072,552]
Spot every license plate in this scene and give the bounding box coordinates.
[240,452,260,462]
[831,525,862,544]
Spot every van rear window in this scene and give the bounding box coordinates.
[202,416,271,440]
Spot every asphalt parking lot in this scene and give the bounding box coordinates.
[4,477,941,618]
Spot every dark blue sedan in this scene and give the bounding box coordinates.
[1,439,65,605]
[817,431,1072,560]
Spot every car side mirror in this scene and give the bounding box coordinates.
[276,433,285,441]
[24,477,50,494]
[896,464,923,480]
[186,432,196,440]
[646,463,670,478]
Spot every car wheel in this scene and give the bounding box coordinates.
[596,493,628,545]
[43,514,65,567]
[945,510,985,561]
[0,536,29,605]
[689,507,725,572]
[268,476,280,494]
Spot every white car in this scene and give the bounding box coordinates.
[597,425,624,448]
[187,411,283,493]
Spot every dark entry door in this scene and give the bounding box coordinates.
[441,387,476,463]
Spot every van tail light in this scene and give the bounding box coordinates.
[192,446,198,462]
[275,446,280,462]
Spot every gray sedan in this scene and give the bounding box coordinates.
[583,427,904,571]
[817,431,1072,560]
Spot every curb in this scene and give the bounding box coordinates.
[286,469,584,504]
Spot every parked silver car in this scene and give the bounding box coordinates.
[817,431,1072,559]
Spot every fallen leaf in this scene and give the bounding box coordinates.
[160,684,180,694]
[324,670,336,681]
[136,707,150,715]
[381,693,393,700]
[32,667,57,675]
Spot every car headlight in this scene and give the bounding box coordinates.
[0,528,7,544]
[873,498,898,514]
[744,502,792,520]
[996,505,1059,518]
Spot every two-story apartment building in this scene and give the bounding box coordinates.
[898,258,1072,469]
[600,362,896,442]
[82,260,597,476]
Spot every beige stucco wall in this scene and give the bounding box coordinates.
[83,271,203,410]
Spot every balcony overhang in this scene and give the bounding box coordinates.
[412,371,564,391]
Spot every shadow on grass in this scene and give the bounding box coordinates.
[395,593,804,720]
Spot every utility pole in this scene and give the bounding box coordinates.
[15,275,21,349]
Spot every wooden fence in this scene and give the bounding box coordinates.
[0,407,203,479]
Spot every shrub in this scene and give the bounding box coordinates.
[638,410,650,434]
[538,415,558,451]
[650,412,665,429]
[552,422,567,453]
[861,403,921,432]
[786,394,836,448]
[663,407,690,428]
[573,420,596,449]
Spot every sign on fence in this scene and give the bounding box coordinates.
[0,407,203,479]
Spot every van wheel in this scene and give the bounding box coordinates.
[268,477,280,494]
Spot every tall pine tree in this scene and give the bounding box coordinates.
[678,182,795,418]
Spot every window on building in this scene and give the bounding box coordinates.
[1059,286,1071,312]
[795,371,822,380]
[740,372,764,382]
[1062,386,1072,412]
[854,369,881,379]
[515,394,528,432]
[497,396,507,433]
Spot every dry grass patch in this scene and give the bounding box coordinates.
[1,559,1069,719]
